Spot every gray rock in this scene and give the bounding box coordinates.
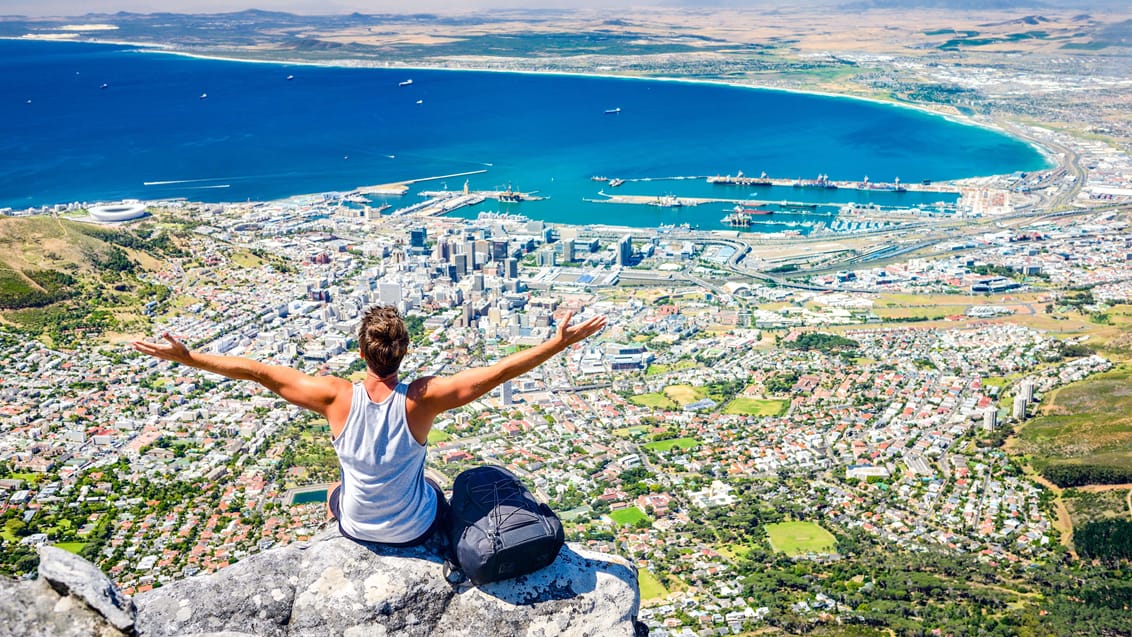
[136,527,643,637]
[0,577,129,637]
[134,542,303,637]
[438,544,642,637]
[286,534,454,637]
[37,545,136,634]
[2,526,643,637]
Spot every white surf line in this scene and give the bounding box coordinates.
[143,177,230,186]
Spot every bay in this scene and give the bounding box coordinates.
[0,39,1049,229]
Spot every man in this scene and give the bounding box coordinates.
[133,305,605,546]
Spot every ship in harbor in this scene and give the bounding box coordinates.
[604,107,621,115]
[650,195,683,208]
[608,178,625,187]
[777,201,819,211]
[721,209,751,227]
[398,79,413,87]
[860,175,907,192]
[707,170,772,187]
[498,188,524,203]
[495,187,545,203]
[721,204,773,227]
[793,173,838,189]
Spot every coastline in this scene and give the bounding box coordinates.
[32,34,1053,168]
[1,37,1056,214]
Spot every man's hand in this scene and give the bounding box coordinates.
[132,333,193,365]
[554,312,606,348]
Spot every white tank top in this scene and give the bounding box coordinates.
[332,381,436,543]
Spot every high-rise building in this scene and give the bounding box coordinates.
[501,380,513,405]
[536,249,556,267]
[1012,395,1027,420]
[490,239,509,261]
[1019,379,1034,403]
[562,238,575,264]
[472,273,484,292]
[410,227,427,249]
[617,234,633,266]
[504,258,518,279]
[465,240,478,271]
[435,238,451,261]
[453,253,468,279]
[982,408,997,432]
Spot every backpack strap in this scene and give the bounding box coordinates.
[442,558,470,589]
[436,502,469,589]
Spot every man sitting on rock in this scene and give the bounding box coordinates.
[134,305,605,547]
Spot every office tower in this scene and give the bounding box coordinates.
[490,239,509,261]
[617,234,632,266]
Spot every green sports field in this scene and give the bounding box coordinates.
[638,569,668,600]
[609,506,651,527]
[765,521,837,556]
[723,397,788,417]
[642,437,699,452]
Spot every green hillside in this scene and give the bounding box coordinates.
[0,216,183,346]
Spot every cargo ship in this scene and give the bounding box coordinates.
[650,195,683,208]
[777,201,819,211]
[793,174,838,189]
[707,170,772,187]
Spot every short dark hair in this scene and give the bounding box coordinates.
[358,305,409,378]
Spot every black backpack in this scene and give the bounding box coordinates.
[445,465,565,586]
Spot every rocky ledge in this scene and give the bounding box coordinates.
[0,528,645,637]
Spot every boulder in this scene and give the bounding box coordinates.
[37,545,137,633]
[1,528,645,637]
[0,546,136,637]
[136,528,645,636]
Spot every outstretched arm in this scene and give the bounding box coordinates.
[132,333,350,419]
[408,312,606,424]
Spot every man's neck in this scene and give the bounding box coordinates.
[363,369,398,400]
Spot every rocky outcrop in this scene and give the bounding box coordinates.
[0,529,645,637]
[0,546,136,637]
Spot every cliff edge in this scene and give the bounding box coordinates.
[0,528,645,637]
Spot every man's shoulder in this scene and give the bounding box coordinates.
[406,375,437,398]
[318,374,356,402]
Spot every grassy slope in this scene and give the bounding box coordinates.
[1016,366,1132,471]
[0,216,174,343]
[0,217,116,280]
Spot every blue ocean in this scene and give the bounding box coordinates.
[0,39,1049,229]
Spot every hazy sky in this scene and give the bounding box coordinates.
[4,0,1117,17]
[3,0,631,16]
